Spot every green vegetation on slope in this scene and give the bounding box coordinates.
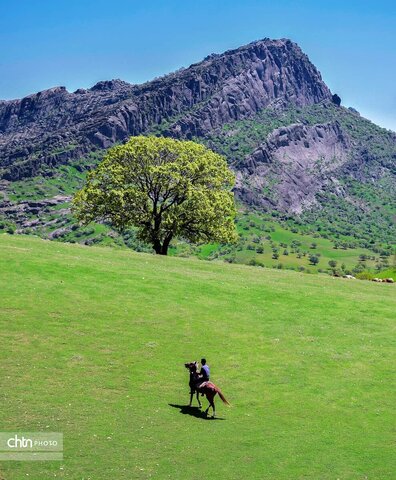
[0,234,395,479]
[4,153,103,203]
[200,103,396,246]
[169,210,395,278]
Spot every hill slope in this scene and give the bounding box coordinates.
[1,234,395,479]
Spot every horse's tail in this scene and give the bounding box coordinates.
[215,386,230,406]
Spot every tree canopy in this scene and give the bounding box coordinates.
[73,136,237,254]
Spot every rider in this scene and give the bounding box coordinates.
[200,358,210,381]
[197,358,210,395]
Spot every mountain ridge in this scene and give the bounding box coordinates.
[0,38,333,181]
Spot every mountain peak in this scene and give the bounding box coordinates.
[90,79,133,92]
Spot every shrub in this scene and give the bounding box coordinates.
[249,259,264,267]
[0,221,16,234]
[352,263,366,274]
[225,255,236,264]
[309,254,319,265]
[355,271,374,280]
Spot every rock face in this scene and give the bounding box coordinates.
[0,38,331,180]
[237,122,351,213]
[0,195,71,218]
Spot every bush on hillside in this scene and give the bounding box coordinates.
[355,271,374,280]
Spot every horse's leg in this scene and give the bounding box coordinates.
[203,390,216,418]
[208,392,215,418]
[204,393,209,416]
[189,391,193,407]
[196,391,202,408]
[211,398,215,418]
[204,392,213,417]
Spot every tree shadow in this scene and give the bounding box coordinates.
[168,404,226,420]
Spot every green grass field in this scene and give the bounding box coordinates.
[1,234,395,479]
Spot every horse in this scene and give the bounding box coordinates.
[186,361,202,409]
[184,361,230,418]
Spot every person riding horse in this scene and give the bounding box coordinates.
[184,360,229,417]
[196,358,210,394]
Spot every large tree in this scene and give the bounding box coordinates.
[73,136,237,255]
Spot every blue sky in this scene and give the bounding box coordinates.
[0,0,395,130]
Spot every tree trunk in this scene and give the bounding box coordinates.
[152,234,173,255]
[161,233,173,255]
[153,239,162,255]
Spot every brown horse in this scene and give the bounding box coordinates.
[184,361,230,418]
[186,361,202,409]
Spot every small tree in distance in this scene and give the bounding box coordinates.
[73,136,237,255]
[328,259,338,275]
[309,254,319,265]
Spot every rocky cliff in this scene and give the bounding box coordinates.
[0,38,332,180]
[237,121,352,213]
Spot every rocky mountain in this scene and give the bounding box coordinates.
[0,37,395,249]
[0,38,331,180]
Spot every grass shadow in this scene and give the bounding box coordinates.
[168,403,226,420]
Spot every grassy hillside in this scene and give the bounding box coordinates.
[190,211,395,276]
[1,234,395,479]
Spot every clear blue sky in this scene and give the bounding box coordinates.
[0,0,395,130]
